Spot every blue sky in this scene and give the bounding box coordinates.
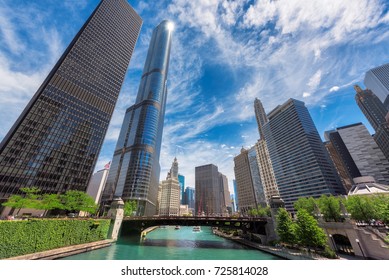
[1,0,389,192]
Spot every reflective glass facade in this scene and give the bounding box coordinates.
[0,0,142,204]
[103,21,172,216]
[263,99,345,212]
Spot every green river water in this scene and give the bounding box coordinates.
[61,226,281,260]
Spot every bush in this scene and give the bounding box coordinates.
[320,245,337,259]
[0,218,110,259]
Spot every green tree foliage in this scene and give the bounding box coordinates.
[60,190,97,214]
[371,194,389,224]
[2,187,42,213]
[248,205,271,217]
[295,209,327,248]
[276,208,297,245]
[317,195,342,222]
[294,197,317,216]
[344,195,377,223]
[40,194,65,211]
[124,200,137,217]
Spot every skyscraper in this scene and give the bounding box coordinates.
[102,20,173,216]
[184,186,195,211]
[364,63,389,109]
[262,99,345,211]
[219,173,231,215]
[253,98,280,203]
[0,0,142,211]
[178,174,185,204]
[195,164,226,216]
[254,98,268,140]
[158,158,180,216]
[354,85,389,161]
[325,123,389,185]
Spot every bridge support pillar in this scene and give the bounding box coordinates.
[107,198,124,241]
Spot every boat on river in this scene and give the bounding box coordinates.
[174,225,181,230]
[193,226,201,232]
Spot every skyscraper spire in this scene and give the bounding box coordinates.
[103,20,173,216]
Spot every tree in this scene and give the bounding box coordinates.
[294,197,317,216]
[2,187,42,214]
[60,190,97,214]
[248,205,271,217]
[371,194,389,224]
[317,195,342,222]
[276,208,297,245]
[295,209,327,248]
[344,195,377,223]
[40,194,65,211]
[124,200,137,217]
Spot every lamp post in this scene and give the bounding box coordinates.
[355,239,366,259]
[328,234,338,257]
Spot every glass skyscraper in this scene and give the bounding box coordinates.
[178,174,185,204]
[0,0,142,209]
[263,99,345,211]
[102,20,173,216]
[364,63,389,110]
[355,85,389,161]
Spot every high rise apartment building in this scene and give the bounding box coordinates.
[102,20,173,216]
[364,63,389,109]
[325,123,389,185]
[262,99,345,211]
[195,164,227,216]
[0,0,142,210]
[234,147,264,214]
[158,158,180,216]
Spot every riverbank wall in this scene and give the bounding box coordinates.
[5,239,114,260]
[213,230,328,260]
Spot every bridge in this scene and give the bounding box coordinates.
[121,216,268,235]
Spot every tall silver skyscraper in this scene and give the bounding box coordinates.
[263,99,345,211]
[0,0,142,212]
[364,63,389,109]
[103,20,173,216]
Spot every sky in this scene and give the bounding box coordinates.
[1,0,389,193]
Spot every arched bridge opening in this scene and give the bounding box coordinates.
[120,216,268,236]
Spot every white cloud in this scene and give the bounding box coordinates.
[330,86,340,92]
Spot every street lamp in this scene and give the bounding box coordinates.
[355,239,366,259]
[328,234,338,257]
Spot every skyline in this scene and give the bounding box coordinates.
[1,0,389,192]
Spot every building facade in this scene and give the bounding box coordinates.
[325,123,389,185]
[158,158,180,216]
[0,0,142,212]
[262,99,345,211]
[184,186,195,211]
[355,85,389,161]
[86,162,110,204]
[195,164,226,216]
[178,174,185,204]
[102,20,173,216]
[364,63,389,109]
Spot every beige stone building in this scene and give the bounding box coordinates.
[158,158,180,216]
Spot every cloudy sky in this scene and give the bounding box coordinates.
[1,0,389,192]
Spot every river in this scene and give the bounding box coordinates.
[61,226,281,260]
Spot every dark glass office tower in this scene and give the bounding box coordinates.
[263,99,345,212]
[0,0,142,207]
[103,20,173,216]
[354,85,389,161]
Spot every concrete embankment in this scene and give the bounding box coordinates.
[140,226,159,241]
[213,230,327,260]
[5,239,114,260]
